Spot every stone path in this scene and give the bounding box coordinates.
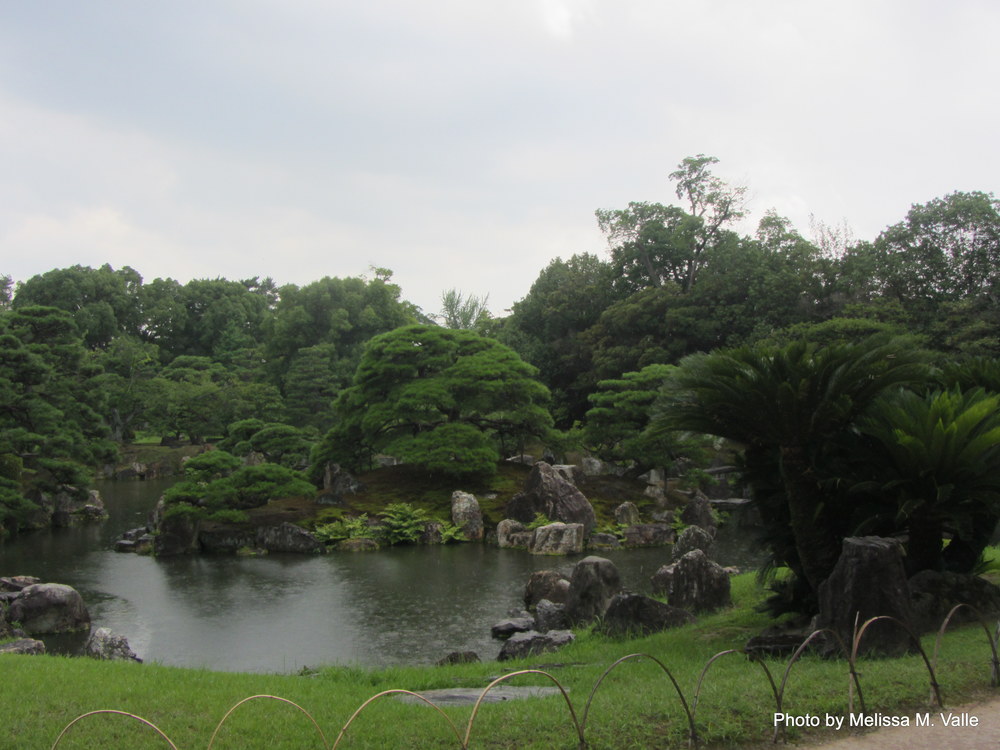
[801,696,1000,749]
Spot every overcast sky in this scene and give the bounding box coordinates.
[2,1,997,316]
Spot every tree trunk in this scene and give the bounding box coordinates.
[780,445,842,599]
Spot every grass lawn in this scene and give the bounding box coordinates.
[3,571,998,749]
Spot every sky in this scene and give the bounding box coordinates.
[1,1,998,317]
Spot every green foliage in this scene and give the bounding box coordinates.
[182,450,242,483]
[324,325,552,479]
[526,512,553,530]
[314,513,371,543]
[223,464,315,510]
[205,508,250,524]
[377,502,431,545]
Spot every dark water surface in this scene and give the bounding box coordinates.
[0,479,762,673]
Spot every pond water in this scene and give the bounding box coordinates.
[0,479,763,673]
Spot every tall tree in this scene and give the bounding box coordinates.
[437,288,491,329]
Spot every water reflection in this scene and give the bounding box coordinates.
[0,479,761,673]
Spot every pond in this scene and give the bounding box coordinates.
[0,478,763,673]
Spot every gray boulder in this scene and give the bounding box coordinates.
[152,502,201,556]
[256,523,323,553]
[0,576,40,592]
[587,532,621,550]
[533,599,569,632]
[0,638,46,655]
[318,462,364,505]
[451,491,484,541]
[497,519,529,548]
[621,523,673,548]
[613,501,641,526]
[601,593,695,636]
[8,583,90,634]
[529,522,585,555]
[497,630,575,662]
[524,570,571,609]
[85,627,142,662]
[491,616,535,640]
[816,536,916,657]
[505,462,597,533]
[909,570,1000,633]
[565,556,621,625]
[673,525,714,560]
[680,492,717,536]
[651,549,732,613]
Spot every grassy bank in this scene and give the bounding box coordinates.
[3,572,998,749]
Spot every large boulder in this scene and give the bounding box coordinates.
[601,593,695,637]
[318,463,364,505]
[673,525,714,560]
[529,523,585,555]
[679,492,717,537]
[256,523,323,553]
[451,491,484,541]
[491,616,535,640]
[533,599,569,632]
[497,519,531,548]
[621,523,673,548]
[650,549,732,613]
[613,502,641,526]
[505,462,597,533]
[908,570,1000,633]
[497,630,575,662]
[524,570,571,609]
[8,583,90,634]
[152,502,201,556]
[816,536,916,657]
[565,556,621,625]
[85,627,142,662]
[0,638,46,655]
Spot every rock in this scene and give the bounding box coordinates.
[85,627,142,662]
[601,593,695,637]
[256,523,323,553]
[552,465,578,483]
[533,599,569,632]
[491,616,535,640]
[8,583,91,634]
[436,651,480,666]
[565,556,621,625]
[650,549,732,613]
[579,457,605,476]
[0,576,41,592]
[336,538,379,552]
[673,525,714,560]
[451,491,484,541]
[505,462,597,534]
[621,523,673,548]
[587,532,621,550]
[908,570,1000,633]
[529,522,585,555]
[152,503,201,556]
[497,519,528,548]
[613,502,641,526]
[497,630,575,662]
[319,463,364,504]
[196,525,256,553]
[50,488,108,527]
[524,570,571,609]
[679,492,717,536]
[0,638,46,655]
[816,536,916,657]
[419,521,444,545]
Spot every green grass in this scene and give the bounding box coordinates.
[3,572,999,749]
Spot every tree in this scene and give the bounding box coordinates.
[653,337,930,610]
[321,325,552,478]
[437,288,491,329]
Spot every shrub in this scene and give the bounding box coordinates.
[378,503,431,545]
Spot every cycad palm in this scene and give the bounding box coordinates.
[860,388,1000,573]
[655,337,929,600]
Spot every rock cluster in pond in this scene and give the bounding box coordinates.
[21,487,107,530]
[0,576,140,662]
[491,543,736,661]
